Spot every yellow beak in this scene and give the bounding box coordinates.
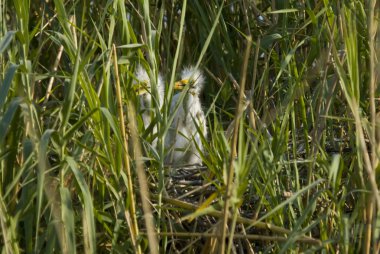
[174,79,189,90]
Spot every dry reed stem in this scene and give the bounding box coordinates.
[366,0,378,252]
[128,101,159,254]
[150,194,321,246]
[112,44,141,254]
[147,232,321,245]
[44,44,63,104]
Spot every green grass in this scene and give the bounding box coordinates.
[1,0,380,253]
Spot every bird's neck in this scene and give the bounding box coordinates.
[183,92,199,115]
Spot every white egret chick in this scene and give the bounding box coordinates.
[165,66,207,166]
[133,65,165,145]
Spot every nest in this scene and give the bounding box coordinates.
[143,163,323,253]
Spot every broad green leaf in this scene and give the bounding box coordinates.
[0,64,18,109]
[0,97,22,145]
[0,31,16,54]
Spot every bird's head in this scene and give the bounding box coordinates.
[133,65,150,95]
[133,65,164,106]
[174,66,205,95]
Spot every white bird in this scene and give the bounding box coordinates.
[133,65,165,145]
[165,66,207,166]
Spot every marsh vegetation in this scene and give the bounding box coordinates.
[1,0,380,253]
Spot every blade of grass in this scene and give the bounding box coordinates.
[60,187,76,254]
[66,156,96,254]
[220,35,252,254]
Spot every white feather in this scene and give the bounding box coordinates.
[165,66,207,166]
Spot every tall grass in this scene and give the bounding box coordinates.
[1,0,380,253]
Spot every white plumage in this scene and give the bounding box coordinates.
[134,65,164,145]
[165,66,207,166]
